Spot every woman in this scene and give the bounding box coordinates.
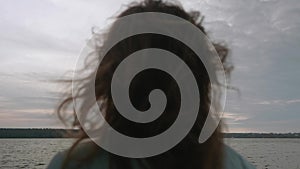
[48,0,255,169]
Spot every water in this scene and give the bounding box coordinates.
[0,138,299,169]
[0,139,73,169]
[224,138,300,169]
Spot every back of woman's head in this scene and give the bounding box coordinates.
[58,0,230,169]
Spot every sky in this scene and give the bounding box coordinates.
[0,0,299,133]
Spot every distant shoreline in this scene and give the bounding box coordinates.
[0,128,299,138]
[0,128,78,139]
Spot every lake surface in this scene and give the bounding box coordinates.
[224,138,300,169]
[0,138,299,169]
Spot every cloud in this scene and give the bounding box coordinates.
[0,0,299,132]
[223,127,260,133]
[256,99,300,105]
[223,112,250,125]
[0,107,62,128]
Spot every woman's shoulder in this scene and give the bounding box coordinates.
[47,141,109,169]
[47,151,66,169]
[223,144,256,169]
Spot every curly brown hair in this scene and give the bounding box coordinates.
[57,0,232,169]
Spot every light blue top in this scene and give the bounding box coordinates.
[47,143,256,169]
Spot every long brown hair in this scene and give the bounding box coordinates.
[57,0,232,169]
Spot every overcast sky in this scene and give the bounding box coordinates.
[0,0,299,133]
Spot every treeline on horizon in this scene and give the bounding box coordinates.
[0,128,79,138]
[0,128,299,138]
